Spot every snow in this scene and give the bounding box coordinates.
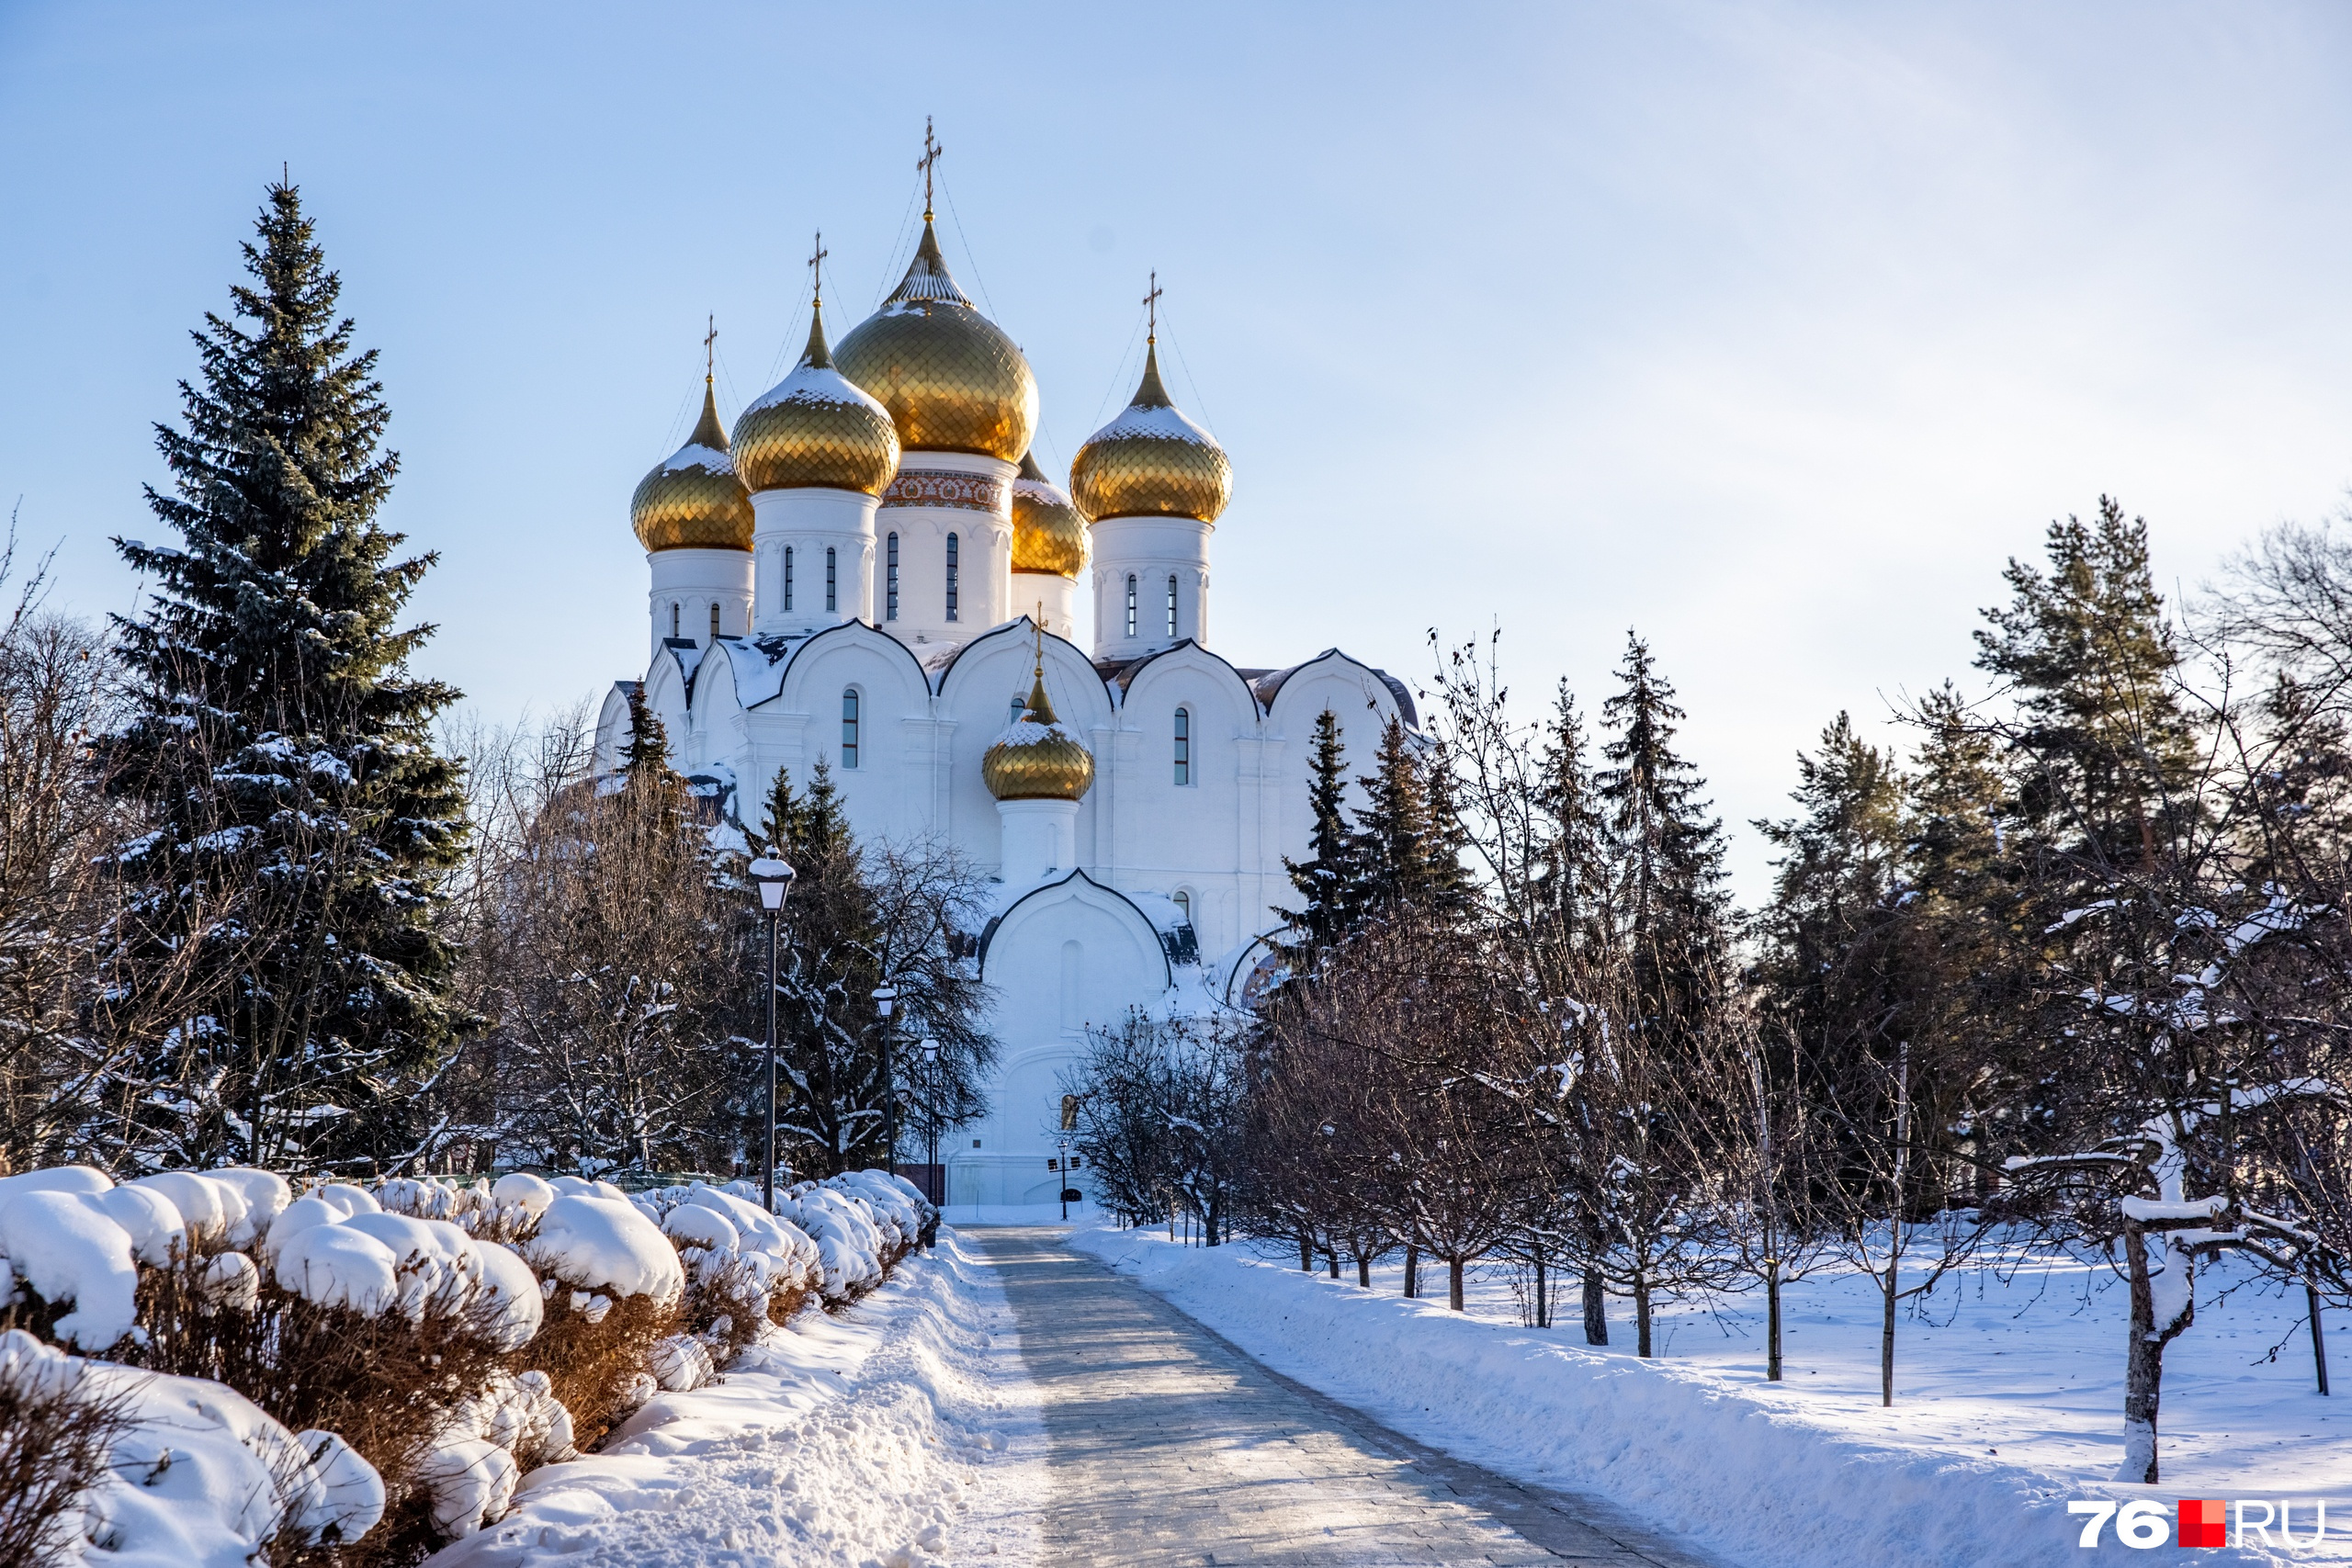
[10,1328,387,1566]
[1069,1224,2352,1566]
[660,444,733,477]
[0,1189,141,1348]
[95,1184,187,1265]
[1088,400,1216,446]
[425,1231,1042,1568]
[492,1172,557,1217]
[272,1219,400,1314]
[524,1193,685,1303]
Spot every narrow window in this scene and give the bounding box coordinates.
[1172,889,1191,925]
[945,533,960,622]
[1167,575,1179,639]
[886,533,899,621]
[709,603,721,640]
[670,603,680,638]
[825,547,838,613]
[783,547,795,612]
[1010,694,1026,726]
[1173,706,1191,785]
[841,688,860,769]
[1125,574,1137,638]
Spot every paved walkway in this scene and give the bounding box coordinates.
[966,1228,1721,1568]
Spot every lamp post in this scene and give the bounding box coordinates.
[920,1037,940,1178]
[748,856,796,1213]
[1058,1135,1071,1221]
[872,984,899,1176]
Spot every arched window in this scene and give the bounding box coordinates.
[825,547,838,613]
[783,547,795,612]
[1167,575,1179,639]
[1125,574,1137,638]
[709,603,721,640]
[841,688,860,769]
[1173,706,1191,785]
[885,532,899,621]
[670,603,680,638]
[944,533,960,621]
[1010,694,1026,726]
[1171,889,1192,926]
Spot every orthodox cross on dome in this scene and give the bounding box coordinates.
[703,314,718,384]
[808,231,828,308]
[1032,605,1046,679]
[918,117,944,221]
[1143,271,1162,344]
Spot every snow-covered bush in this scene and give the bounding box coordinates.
[636,1180,823,1358]
[514,1190,686,1449]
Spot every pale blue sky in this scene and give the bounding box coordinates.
[6,2,2350,897]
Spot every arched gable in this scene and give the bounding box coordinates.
[1261,649,1409,870]
[639,651,692,761]
[594,681,638,776]
[936,617,1114,861]
[979,869,1172,995]
[764,620,937,844]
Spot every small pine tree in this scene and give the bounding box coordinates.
[102,180,467,1171]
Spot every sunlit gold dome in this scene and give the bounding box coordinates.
[1011,450,1087,579]
[1069,340,1231,525]
[833,220,1037,463]
[983,656,1095,803]
[732,303,901,496]
[631,380,754,552]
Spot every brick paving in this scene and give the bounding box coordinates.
[966,1228,1723,1568]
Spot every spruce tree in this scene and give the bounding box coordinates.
[1596,632,1732,1043]
[104,180,467,1171]
[1275,709,1357,975]
[1348,718,1472,920]
[1532,683,1609,962]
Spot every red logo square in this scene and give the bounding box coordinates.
[2178,1498,2227,1549]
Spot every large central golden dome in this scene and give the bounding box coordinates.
[1011,450,1087,579]
[833,220,1037,464]
[631,380,754,552]
[983,654,1095,803]
[1069,342,1231,525]
[732,302,901,496]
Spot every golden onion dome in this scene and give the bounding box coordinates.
[631,380,754,552]
[833,219,1037,463]
[732,302,901,496]
[982,656,1095,803]
[1069,341,1232,525]
[1010,450,1088,579]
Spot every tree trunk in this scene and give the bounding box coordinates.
[1582,1268,1608,1345]
[1448,1256,1465,1312]
[2118,1219,2194,1484]
[1766,1255,1783,1382]
[1533,1253,1548,1327]
[1327,1251,1340,1280]
[1357,1254,1371,1288]
[1404,1244,1419,1299]
[1299,1235,1312,1271]
[1634,1276,1653,1358]
[1880,1258,1897,1407]
[2308,1274,2332,1396]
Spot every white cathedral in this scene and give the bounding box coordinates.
[595,192,1414,1208]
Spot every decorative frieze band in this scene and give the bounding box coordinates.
[880,470,1010,517]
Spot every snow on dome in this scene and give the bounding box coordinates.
[96,1183,187,1266]
[492,1171,557,1217]
[0,1189,140,1348]
[631,379,753,553]
[273,1220,401,1316]
[524,1194,684,1304]
[733,301,901,497]
[1069,340,1232,525]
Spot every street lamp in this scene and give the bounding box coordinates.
[920,1037,940,1177]
[1058,1135,1071,1221]
[748,855,796,1213]
[872,984,899,1176]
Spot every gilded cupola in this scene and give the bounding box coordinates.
[732,300,901,496]
[630,379,755,552]
[982,649,1095,803]
[833,218,1038,464]
[1010,450,1088,579]
[1069,338,1232,525]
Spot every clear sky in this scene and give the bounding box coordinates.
[5,1,2349,899]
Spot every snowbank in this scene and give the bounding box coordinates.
[427,1231,1039,1568]
[1069,1225,2344,1567]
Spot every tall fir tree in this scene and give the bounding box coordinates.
[1348,717,1473,921]
[1274,709,1358,976]
[1531,682,1609,964]
[1596,632,1732,1041]
[104,180,467,1171]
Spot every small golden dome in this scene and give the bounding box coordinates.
[833,220,1037,463]
[733,303,902,496]
[1070,342,1232,525]
[983,651,1095,803]
[1011,450,1088,579]
[631,380,754,552]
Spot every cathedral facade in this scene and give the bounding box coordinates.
[596,200,1413,1208]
